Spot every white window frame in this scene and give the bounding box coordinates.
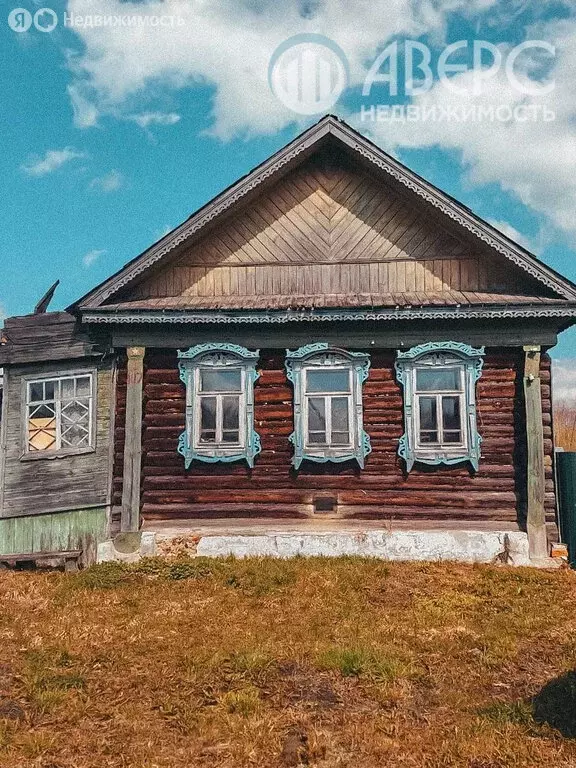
[413,365,468,454]
[22,370,96,460]
[302,366,354,452]
[192,365,246,451]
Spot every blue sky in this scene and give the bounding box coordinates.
[1,0,575,362]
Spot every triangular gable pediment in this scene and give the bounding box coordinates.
[75,116,576,311]
[124,153,549,304]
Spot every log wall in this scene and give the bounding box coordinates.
[112,349,556,529]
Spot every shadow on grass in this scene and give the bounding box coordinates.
[533,670,576,738]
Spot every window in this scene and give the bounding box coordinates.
[25,373,95,455]
[177,344,260,467]
[285,344,371,469]
[395,342,484,472]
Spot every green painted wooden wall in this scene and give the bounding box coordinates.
[0,507,108,562]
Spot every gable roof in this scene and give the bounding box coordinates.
[74,115,576,312]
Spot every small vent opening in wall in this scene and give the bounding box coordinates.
[314,494,337,514]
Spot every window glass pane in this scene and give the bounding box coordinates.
[200,397,217,440]
[419,396,437,431]
[308,397,326,442]
[222,431,240,443]
[29,382,45,403]
[306,370,349,393]
[443,432,462,443]
[331,397,350,444]
[222,396,240,431]
[61,378,75,399]
[29,403,55,420]
[44,380,56,401]
[61,400,89,422]
[75,376,91,397]
[416,368,460,391]
[200,369,241,392]
[420,431,439,444]
[61,424,90,448]
[442,396,461,431]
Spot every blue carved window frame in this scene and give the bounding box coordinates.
[285,343,371,470]
[177,344,261,468]
[395,342,484,472]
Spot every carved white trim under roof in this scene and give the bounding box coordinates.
[81,303,576,325]
[73,115,576,310]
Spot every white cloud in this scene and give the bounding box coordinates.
[363,18,576,235]
[89,169,124,192]
[488,220,536,253]
[63,0,576,235]
[0,302,6,322]
[22,147,87,176]
[553,360,576,405]
[68,84,99,128]
[65,0,498,139]
[128,112,181,129]
[82,248,106,268]
[154,224,174,241]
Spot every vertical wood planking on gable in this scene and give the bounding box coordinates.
[126,160,543,303]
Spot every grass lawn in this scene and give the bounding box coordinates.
[1,558,576,767]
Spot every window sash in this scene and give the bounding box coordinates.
[302,366,353,451]
[25,374,94,454]
[412,365,466,451]
[414,392,467,450]
[193,367,246,450]
[304,393,352,449]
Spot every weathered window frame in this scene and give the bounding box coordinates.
[21,369,97,461]
[395,342,484,472]
[177,344,261,468]
[285,343,371,470]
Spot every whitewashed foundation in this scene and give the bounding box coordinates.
[98,529,535,567]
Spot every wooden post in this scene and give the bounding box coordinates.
[523,345,548,561]
[121,347,145,532]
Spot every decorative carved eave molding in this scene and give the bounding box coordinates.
[72,115,576,310]
[81,303,576,325]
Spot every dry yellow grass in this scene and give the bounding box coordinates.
[0,557,576,767]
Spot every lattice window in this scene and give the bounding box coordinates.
[26,374,94,454]
[395,342,484,472]
[177,344,261,467]
[285,344,371,470]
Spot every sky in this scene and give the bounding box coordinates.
[1,0,575,389]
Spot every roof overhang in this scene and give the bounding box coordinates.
[80,303,576,325]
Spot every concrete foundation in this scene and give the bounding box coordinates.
[97,522,535,567]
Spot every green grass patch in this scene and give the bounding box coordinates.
[317,647,410,681]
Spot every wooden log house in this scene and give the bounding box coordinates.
[1,115,576,564]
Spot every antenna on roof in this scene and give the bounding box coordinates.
[34,280,60,314]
